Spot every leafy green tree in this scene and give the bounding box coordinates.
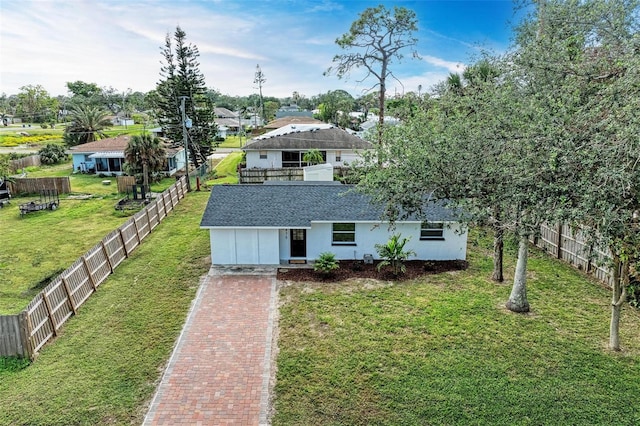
[326,5,419,143]
[63,105,112,146]
[38,144,68,165]
[16,85,58,123]
[124,134,166,190]
[513,0,640,349]
[155,26,218,167]
[375,234,416,276]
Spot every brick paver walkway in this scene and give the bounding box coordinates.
[143,270,277,425]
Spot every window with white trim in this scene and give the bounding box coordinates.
[332,223,356,244]
[259,150,268,159]
[420,222,444,240]
[335,150,342,162]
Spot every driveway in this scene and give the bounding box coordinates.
[143,268,278,425]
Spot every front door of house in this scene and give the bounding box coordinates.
[290,229,307,258]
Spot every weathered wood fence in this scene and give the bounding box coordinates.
[9,155,41,173]
[239,166,352,183]
[8,177,71,195]
[532,223,612,286]
[116,176,136,193]
[0,177,188,359]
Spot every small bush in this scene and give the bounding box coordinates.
[375,234,416,276]
[38,143,68,165]
[314,252,339,276]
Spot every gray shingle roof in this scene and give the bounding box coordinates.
[243,127,373,151]
[200,183,458,228]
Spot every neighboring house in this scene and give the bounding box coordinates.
[200,182,467,266]
[263,116,324,131]
[243,124,372,168]
[69,135,186,175]
[356,115,401,139]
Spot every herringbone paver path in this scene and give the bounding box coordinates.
[144,270,277,425]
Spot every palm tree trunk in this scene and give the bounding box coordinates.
[142,162,149,191]
[506,235,530,313]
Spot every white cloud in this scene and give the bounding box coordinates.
[421,55,466,74]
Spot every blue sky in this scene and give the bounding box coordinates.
[0,0,522,99]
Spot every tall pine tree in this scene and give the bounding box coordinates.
[155,26,217,167]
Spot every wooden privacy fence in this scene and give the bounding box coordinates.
[8,177,71,195]
[532,223,613,286]
[0,177,188,359]
[116,176,136,193]
[9,155,41,173]
[240,166,352,183]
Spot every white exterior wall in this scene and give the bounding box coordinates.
[245,151,281,168]
[209,222,466,265]
[209,228,280,265]
[304,222,467,262]
[245,149,366,168]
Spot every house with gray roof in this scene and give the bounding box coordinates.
[243,124,373,169]
[200,182,467,266]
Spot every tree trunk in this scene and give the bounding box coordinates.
[142,162,149,191]
[609,253,627,351]
[506,235,530,313]
[492,226,504,282]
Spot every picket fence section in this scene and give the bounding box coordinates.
[533,223,613,286]
[0,177,188,359]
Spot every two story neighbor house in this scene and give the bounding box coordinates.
[243,124,373,169]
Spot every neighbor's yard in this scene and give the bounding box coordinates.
[0,162,178,314]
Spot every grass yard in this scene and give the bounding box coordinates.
[0,190,211,425]
[206,151,243,185]
[0,164,178,314]
[273,233,640,425]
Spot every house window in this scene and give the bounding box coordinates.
[420,222,444,240]
[282,151,327,167]
[335,151,342,162]
[259,150,267,159]
[282,151,301,168]
[332,223,356,244]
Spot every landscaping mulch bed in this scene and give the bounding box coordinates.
[277,259,468,282]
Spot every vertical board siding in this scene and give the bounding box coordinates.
[8,177,71,195]
[134,209,151,241]
[1,177,188,359]
[116,176,136,193]
[535,223,613,286]
[120,220,140,255]
[0,315,25,357]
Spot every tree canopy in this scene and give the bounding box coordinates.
[325,5,419,143]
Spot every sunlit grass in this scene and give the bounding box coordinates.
[273,231,640,425]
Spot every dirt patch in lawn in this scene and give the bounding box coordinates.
[277,259,468,282]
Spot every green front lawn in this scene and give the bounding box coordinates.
[273,235,640,425]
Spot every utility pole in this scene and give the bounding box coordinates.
[179,96,191,191]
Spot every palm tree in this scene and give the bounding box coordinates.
[124,134,166,190]
[63,105,112,146]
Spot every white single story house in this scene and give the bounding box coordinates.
[243,124,373,169]
[69,135,186,175]
[200,182,467,266]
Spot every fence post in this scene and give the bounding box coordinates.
[101,241,114,273]
[82,256,98,291]
[133,217,141,244]
[118,228,129,257]
[61,277,78,315]
[19,311,34,360]
[41,292,57,337]
[556,223,563,259]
